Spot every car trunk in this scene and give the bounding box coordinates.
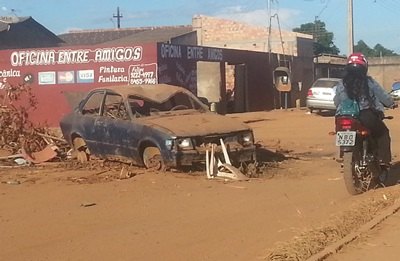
[309,86,335,100]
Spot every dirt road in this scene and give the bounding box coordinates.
[326,209,400,261]
[1,109,400,261]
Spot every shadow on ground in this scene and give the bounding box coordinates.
[256,147,287,162]
[313,110,336,117]
[385,161,400,186]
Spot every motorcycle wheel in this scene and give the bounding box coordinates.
[342,152,363,195]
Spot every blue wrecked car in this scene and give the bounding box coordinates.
[60,84,256,170]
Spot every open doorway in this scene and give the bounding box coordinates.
[226,63,247,113]
[196,61,248,114]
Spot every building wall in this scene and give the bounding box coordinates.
[0,43,158,126]
[312,55,400,98]
[221,48,273,111]
[369,56,400,91]
[290,55,315,107]
[157,43,273,113]
[192,15,315,109]
[171,31,198,45]
[197,61,222,104]
[192,15,312,57]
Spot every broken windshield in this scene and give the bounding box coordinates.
[128,92,205,117]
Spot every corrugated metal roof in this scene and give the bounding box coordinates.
[0,23,8,32]
[58,25,193,46]
[105,26,193,45]
[0,16,64,49]
[58,28,147,46]
[0,16,30,23]
[0,16,30,32]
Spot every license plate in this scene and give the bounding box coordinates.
[336,131,356,146]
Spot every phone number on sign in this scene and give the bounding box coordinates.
[130,78,157,84]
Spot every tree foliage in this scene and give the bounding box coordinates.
[292,19,340,55]
[354,40,398,57]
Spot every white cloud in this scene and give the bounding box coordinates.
[216,7,269,27]
[214,6,302,30]
[271,8,302,30]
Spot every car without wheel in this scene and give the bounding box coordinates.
[59,84,256,170]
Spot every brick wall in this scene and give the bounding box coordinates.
[369,56,400,91]
[192,15,312,57]
[192,15,315,109]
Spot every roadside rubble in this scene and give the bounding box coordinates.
[205,139,249,181]
[0,83,280,180]
[0,83,70,167]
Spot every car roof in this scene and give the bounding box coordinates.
[91,84,196,103]
[312,78,341,88]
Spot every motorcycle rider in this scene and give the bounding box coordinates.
[334,52,396,168]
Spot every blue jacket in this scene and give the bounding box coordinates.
[334,77,394,114]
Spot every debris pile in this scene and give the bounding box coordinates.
[0,83,69,166]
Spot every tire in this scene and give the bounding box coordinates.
[73,137,90,163]
[342,152,363,195]
[142,146,165,171]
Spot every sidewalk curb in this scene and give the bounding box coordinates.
[306,198,400,261]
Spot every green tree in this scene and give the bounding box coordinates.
[354,40,398,56]
[354,40,374,56]
[372,43,398,56]
[293,19,340,55]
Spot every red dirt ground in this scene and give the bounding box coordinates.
[2,109,400,261]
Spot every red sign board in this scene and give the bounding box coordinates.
[0,43,158,126]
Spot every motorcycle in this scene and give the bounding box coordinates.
[335,114,392,195]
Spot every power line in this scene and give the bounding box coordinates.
[315,0,331,18]
[373,0,400,17]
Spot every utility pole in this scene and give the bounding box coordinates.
[267,0,272,56]
[113,6,123,29]
[314,16,319,42]
[348,0,354,55]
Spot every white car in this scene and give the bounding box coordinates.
[306,78,341,113]
[390,81,400,101]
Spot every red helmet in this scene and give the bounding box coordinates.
[346,53,368,74]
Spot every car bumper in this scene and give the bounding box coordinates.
[390,93,400,101]
[166,145,257,167]
[306,99,336,110]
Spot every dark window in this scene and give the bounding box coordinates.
[81,92,104,115]
[313,80,339,88]
[103,93,129,120]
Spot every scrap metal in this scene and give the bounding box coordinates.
[205,139,249,181]
[0,82,69,164]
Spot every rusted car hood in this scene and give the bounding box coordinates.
[141,112,250,136]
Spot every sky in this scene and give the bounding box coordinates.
[1,0,399,55]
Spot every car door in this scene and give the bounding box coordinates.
[100,92,141,161]
[78,90,107,155]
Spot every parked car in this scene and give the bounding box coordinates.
[306,78,341,113]
[60,84,256,170]
[390,81,400,101]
